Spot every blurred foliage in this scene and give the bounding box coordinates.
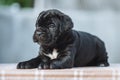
[0,0,34,8]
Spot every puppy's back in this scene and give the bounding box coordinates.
[73,30,108,67]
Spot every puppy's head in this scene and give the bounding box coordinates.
[33,9,73,46]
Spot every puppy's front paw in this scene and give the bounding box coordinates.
[17,61,38,69]
[17,61,30,69]
[97,62,109,67]
[38,60,59,69]
[38,62,50,69]
[17,60,40,69]
[17,57,41,69]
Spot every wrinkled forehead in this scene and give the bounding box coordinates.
[36,13,60,27]
[36,17,55,27]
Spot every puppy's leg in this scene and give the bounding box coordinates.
[38,57,51,69]
[38,62,50,69]
[50,57,73,69]
[95,37,109,67]
[17,56,41,69]
[50,45,75,69]
[38,57,72,69]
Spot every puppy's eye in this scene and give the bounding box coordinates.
[48,24,55,28]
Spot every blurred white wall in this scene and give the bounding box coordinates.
[0,5,39,63]
[0,0,120,63]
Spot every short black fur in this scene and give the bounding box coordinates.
[17,9,109,69]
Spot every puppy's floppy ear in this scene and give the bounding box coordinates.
[38,11,46,19]
[36,11,46,25]
[62,14,73,31]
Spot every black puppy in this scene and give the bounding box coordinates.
[17,9,109,69]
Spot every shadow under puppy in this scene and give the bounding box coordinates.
[17,9,109,69]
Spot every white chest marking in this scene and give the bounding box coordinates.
[43,49,58,59]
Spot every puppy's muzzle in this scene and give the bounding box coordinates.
[33,31,45,42]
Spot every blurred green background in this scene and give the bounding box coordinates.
[0,0,34,8]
